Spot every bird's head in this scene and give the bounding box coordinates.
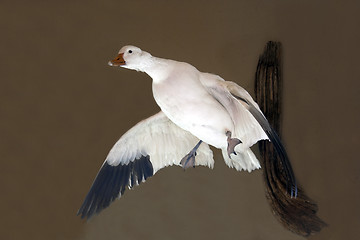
[108,45,152,72]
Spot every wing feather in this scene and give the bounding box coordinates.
[199,73,268,150]
[199,74,297,196]
[78,111,214,219]
[220,79,298,197]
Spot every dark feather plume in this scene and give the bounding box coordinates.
[254,41,327,236]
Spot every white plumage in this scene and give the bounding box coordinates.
[78,45,296,219]
[106,111,214,173]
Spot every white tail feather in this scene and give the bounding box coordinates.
[222,148,261,172]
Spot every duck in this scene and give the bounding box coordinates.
[78,45,297,219]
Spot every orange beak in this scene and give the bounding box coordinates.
[109,53,125,66]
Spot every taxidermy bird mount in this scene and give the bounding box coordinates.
[77,43,313,237]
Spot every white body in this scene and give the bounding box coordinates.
[151,60,234,149]
[112,46,269,172]
[78,45,278,219]
[78,46,297,218]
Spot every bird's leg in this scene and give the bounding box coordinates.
[180,140,203,169]
[226,131,242,158]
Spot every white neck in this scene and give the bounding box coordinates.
[141,57,172,83]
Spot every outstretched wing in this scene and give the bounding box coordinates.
[200,73,268,150]
[200,73,297,197]
[78,111,214,219]
[225,81,297,197]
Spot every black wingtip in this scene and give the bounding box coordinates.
[291,184,298,198]
[244,102,298,198]
[265,127,298,198]
[77,155,153,220]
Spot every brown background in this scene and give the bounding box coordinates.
[1,0,359,239]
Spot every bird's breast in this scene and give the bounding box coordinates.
[152,78,234,148]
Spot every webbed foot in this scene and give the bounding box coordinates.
[180,152,196,169]
[226,131,242,158]
[180,140,202,169]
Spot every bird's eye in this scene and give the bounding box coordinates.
[128,50,133,54]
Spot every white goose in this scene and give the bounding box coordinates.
[78,45,297,219]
